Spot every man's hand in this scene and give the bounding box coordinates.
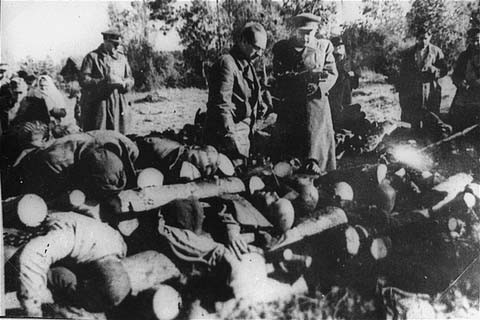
[228,236,250,260]
[306,83,319,96]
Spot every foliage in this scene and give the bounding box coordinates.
[342,1,409,85]
[108,1,184,90]
[108,1,152,42]
[280,0,338,36]
[125,38,185,91]
[18,55,61,78]
[406,0,474,66]
[177,0,338,87]
[149,0,178,33]
[176,0,221,88]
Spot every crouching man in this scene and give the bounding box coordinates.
[16,211,130,317]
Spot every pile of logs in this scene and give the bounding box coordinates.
[4,132,480,319]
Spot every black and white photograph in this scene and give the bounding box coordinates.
[2,0,480,319]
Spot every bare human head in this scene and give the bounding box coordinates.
[415,26,432,49]
[467,27,480,51]
[238,22,267,61]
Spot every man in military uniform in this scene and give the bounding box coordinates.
[204,22,267,162]
[80,29,134,133]
[272,13,338,174]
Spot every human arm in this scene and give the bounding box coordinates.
[119,59,135,93]
[424,47,448,79]
[317,40,338,95]
[208,57,237,136]
[216,204,250,259]
[79,54,106,89]
[17,226,75,316]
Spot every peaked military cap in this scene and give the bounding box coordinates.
[291,13,322,30]
[101,28,122,42]
[330,36,344,47]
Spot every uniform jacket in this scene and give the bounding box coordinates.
[205,45,262,158]
[80,44,134,133]
[272,38,338,173]
[8,130,138,199]
[17,212,127,316]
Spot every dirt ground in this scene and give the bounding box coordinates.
[62,73,456,137]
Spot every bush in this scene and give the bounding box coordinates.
[406,0,473,67]
[177,0,295,88]
[125,38,186,91]
[340,1,409,87]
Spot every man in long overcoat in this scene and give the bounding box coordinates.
[398,26,448,128]
[80,29,134,133]
[204,22,267,161]
[272,13,338,174]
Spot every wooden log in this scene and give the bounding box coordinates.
[370,237,392,260]
[114,177,245,215]
[268,206,348,251]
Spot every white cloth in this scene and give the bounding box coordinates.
[28,75,66,111]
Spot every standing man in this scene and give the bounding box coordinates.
[328,36,360,128]
[80,29,134,133]
[272,13,338,174]
[449,27,480,132]
[204,22,267,162]
[398,26,448,129]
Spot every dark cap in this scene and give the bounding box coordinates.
[415,25,432,37]
[102,28,122,42]
[330,36,344,47]
[291,13,322,30]
[467,27,480,38]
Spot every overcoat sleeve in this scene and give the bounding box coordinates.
[318,40,338,94]
[80,54,105,89]
[123,58,135,92]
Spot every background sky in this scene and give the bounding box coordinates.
[0,0,390,66]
